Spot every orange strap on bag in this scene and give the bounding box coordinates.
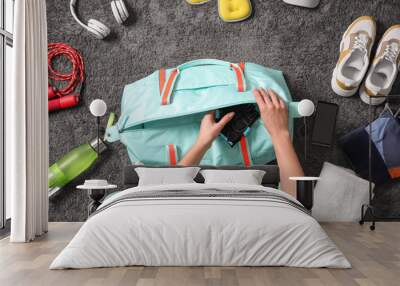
[239,136,252,167]
[160,69,180,105]
[166,144,178,166]
[159,68,166,94]
[230,62,246,92]
[237,62,251,166]
[239,61,245,71]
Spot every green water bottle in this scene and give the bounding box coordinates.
[48,138,107,197]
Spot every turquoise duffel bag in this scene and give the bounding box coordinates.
[105,59,306,166]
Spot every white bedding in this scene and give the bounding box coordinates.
[50,183,350,269]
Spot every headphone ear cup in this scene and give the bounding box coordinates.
[111,0,129,25]
[87,19,111,39]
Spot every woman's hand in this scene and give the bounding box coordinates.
[196,111,235,148]
[253,88,289,140]
[253,87,304,198]
[179,111,234,166]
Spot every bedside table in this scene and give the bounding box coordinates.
[289,177,319,211]
[77,182,117,217]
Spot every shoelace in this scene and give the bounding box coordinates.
[383,42,399,65]
[351,34,369,54]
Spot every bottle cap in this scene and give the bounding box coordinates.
[89,137,108,154]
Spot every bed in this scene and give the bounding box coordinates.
[50,165,351,269]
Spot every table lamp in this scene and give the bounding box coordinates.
[89,99,107,155]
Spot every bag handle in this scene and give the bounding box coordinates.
[178,60,246,92]
[159,59,246,105]
[177,59,232,70]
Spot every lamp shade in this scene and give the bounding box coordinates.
[89,99,107,117]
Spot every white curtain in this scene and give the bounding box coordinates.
[8,0,49,242]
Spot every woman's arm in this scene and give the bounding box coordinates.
[253,88,304,198]
[179,111,234,166]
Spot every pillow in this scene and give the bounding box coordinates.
[313,162,371,222]
[200,169,265,185]
[135,167,200,186]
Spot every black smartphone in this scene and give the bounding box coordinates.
[217,104,259,147]
[311,101,339,148]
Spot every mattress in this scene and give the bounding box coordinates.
[50,183,351,269]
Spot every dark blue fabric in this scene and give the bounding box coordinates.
[365,113,391,159]
[381,115,400,172]
[339,126,390,185]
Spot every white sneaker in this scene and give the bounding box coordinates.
[360,25,400,105]
[332,16,376,97]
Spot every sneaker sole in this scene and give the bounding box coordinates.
[359,90,387,105]
[331,69,358,97]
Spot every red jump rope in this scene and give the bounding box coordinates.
[48,43,85,112]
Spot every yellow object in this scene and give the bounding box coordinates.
[186,0,211,5]
[218,0,252,22]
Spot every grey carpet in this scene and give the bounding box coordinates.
[46,0,400,221]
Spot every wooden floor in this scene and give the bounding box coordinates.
[0,222,399,286]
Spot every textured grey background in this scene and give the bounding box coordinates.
[47,0,400,221]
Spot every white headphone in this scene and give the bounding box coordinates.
[70,0,129,39]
